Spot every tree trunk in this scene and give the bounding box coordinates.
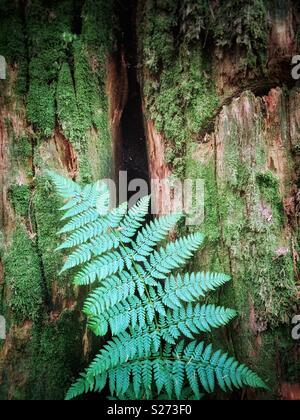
[137,0,300,400]
[0,0,299,400]
[0,0,113,400]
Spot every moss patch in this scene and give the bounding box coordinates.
[212,0,268,71]
[184,88,297,394]
[26,0,73,136]
[3,225,43,324]
[28,310,84,400]
[32,175,68,289]
[140,1,219,177]
[12,135,32,162]
[0,0,115,401]
[57,62,83,143]
[8,185,31,217]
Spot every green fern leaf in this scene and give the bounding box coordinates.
[144,233,204,281]
[49,172,267,401]
[163,272,231,309]
[118,196,151,243]
[131,213,182,261]
[58,208,100,235]
[47,170,81,199]
[57,203,127,251]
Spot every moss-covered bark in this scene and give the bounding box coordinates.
[138,0,300,399]
[0,0,113,400]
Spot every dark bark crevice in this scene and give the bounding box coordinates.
[72,0,83,35]
[114,0,150,200]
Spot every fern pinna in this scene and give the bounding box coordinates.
[48,171,267,400]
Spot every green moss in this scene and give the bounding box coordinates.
[26,0,73,136]
[0,0,115,401]
[57,62,83,144]
[186,154,220,244]
[140,0,269,177]
[12,135,32,161]
[144,50,218,176]
[278,329,300,383]
[178,0,210,46]
[251,242,295,324]
[219,166,295,326]
[73,35,112,181]
[32,175,68,289]
[142,0,268,115]
[4,225,43,323]
[221,167,295,327]
[140,0,219,177]
[28,310,85,400]
[184,95,297,395]
[27,70,56,137]
[256,171,284,225]
[9,185,31,217]
[26,0,113,178]
[140,0,177,74]
[82,0,114,56]
[212,0,268,71]
[73,41,94,136]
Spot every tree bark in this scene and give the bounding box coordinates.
[0,0,113,399]
[137,0,300,399]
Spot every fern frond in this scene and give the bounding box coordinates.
[131,213,182,262]
[56,220,107,251]
[65,329,159,400]
[61,183,109,221]
[160,304,237,343]
[59,195,83,211]
[143,233,204,281]
[89,301,236,339]
[65,338,267,400]
[60,232,121,272]
[60,183,96,221]
[84,329,161,380]
[49,171,267,401]
[84,271,234,337]
[73,250,130,285]
[57,203,127,251]
[83,272,136,316]
[58,208,100,235]
[47,170,81,199]
[87,295,154,336]
[107,384,204,401]
[162,272,231,309]
[179,341,268,394]
[61,243,94,273]
[118,196,151,243]
[73,229,202,287]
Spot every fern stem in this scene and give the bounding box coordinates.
[119,241,163,355]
